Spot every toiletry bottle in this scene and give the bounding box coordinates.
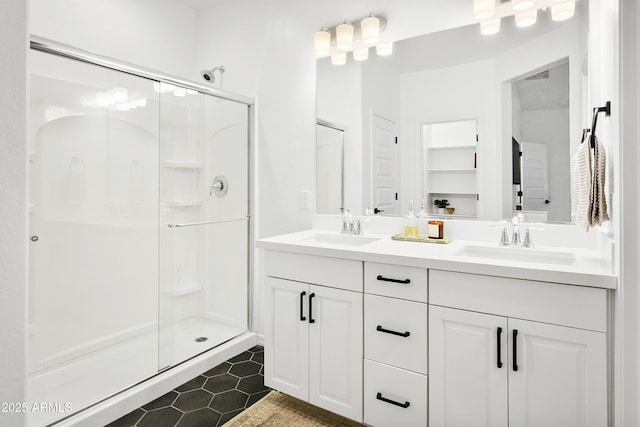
[404,201,419,237]
[417,200,429,237]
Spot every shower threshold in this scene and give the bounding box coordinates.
[27,317,246,427]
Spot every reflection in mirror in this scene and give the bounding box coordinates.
[422,119,478,218]
[511,62,570,222]
[316,3,587,223]
[316,121,344,214]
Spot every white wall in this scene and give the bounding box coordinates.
[29,0,198,79]
[0,1,28,426]
[619,0,640,424]
[400,59,497,218]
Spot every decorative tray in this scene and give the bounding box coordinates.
[391,234,452,244]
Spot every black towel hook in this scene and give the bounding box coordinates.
[589,101,611,148]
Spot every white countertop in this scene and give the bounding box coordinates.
[256,229,617,289]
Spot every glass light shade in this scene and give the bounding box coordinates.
[551,1,575,21]
[361,15,380,44]
[511,0,534,11]
[353,47,369,61]
[376,42,393,56]
[473,0,495,20]
[331,52,347,65]
[515,9,537,27]
[313,28,331,56]
[480,18,501,35]
[336,21,354,51]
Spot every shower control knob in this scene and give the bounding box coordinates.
[31,235,39,242]
[210,175,229,197]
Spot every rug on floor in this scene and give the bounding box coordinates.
[223,391,363,426]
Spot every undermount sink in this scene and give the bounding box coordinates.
[454,245,577,266]
[301,233,382,247]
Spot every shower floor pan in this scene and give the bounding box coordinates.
[27,317,245,427]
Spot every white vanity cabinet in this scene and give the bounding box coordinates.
[263,251,363,422]
[429,270,608,427]
[363,262,428,427]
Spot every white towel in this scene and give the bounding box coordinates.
[571,136,608,228]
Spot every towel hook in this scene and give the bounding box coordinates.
[589,101,611,148]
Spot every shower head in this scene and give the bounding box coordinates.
[201,66,225,83]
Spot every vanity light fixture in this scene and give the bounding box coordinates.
[480,18,501,35]
[360,14,380,44]
[376,42,393,56]
[331,52,347,65]
[313,27,331,56]
[473,0,496,20]
[353,47,369,61]
[336,21,354,51]
[511,0,534,11]
[315,14,389,64]
[551,0,576,21]
[515,9,537,27]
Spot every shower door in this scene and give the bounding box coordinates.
[28,46,250,427]
[28,50,161,426]
[158,84,249,369]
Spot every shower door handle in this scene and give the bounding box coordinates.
[299,291,306,321]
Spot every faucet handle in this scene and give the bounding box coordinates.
[522,226,543,248]
[492,225,509,246]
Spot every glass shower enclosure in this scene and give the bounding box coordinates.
[27,41,251,426]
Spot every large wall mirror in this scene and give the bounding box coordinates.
[316,3,587,223]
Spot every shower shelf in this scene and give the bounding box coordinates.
[162,200,202,207]
[172,282,202,296]
[164,160,202,169]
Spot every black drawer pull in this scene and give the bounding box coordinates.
[299,291,306,321]
[376,275,410,284]
[376,392,410,408]
[376,325,410,338]
[497,327,503,369]
[513,329,518,372]
[309,293,316,324]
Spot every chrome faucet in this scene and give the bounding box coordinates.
[494,214,542,247]
[510,213,523,245]
[340,209,353,234]
[340,208,366,235]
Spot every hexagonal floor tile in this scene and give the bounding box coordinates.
[137,407,182,427]
[229,360,262,378]
[203,361,231,377]
[175,375,207,392]
[227,351,252,363]
[176,407,221,427]
[236,374,269,395]
[209,389,249,414]
[173,389,214,412]
[142,390,178,411]
[203,373,239,394]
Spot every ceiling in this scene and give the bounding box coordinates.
[174,0,219,10]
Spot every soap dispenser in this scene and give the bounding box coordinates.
[404,200,418,237]
[417,200,429,237]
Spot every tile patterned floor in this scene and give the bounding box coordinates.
[106,345,269,427]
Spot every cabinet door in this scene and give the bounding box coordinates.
[264,277,309,401]
[309,284,363,422]
[508,319,607,427]
[429,305,508,427]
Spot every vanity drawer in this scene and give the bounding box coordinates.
[364,359,427,427]
[429,270,607,332]
[364,294,427,374]
[365,262,427,302]
[264,250,362,292]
